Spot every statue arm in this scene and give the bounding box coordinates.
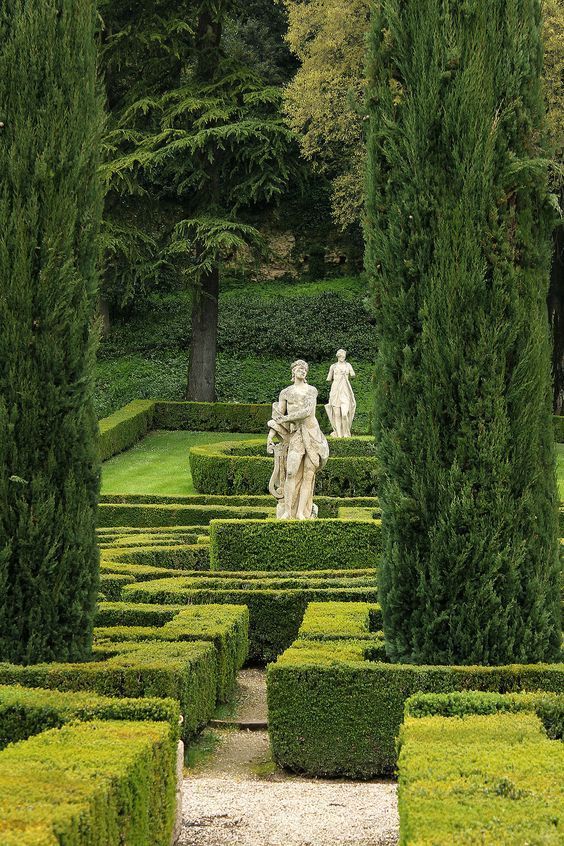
[280,391,315,423]
[326,364,334,382]
[349,364,356,378]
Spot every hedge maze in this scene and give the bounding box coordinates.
[2,400,562,843]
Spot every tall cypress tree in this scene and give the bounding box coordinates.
[366,0,561,665]
[0,0,103,664]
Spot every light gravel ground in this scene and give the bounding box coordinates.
[179,775,398,846]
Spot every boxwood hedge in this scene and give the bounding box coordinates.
[209,518,382,571]
[397,711,564,845]
[0,684,181,750]
[97,502,273,527]
[0,719,176,846]
[267,603,564,777]
[122,574,378,663]
[0,640,217,739]
[189,438,380,497]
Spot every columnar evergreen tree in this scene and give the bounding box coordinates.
[366,0,561,664]
[0,0,103,663]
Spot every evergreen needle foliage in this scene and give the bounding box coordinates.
[366,0,561,665]
[0,0,103,663]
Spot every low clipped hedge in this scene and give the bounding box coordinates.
[97,502,273,527]
[397,710,564,845]
[0,684,180,750]
[0,719,176,846]
[100,571,137,600]
[122,574,378,663]
[404,690,564,740]
[94,604,249,702]
[209,518,382,571]
[98,492,381,518]
[267,609,564,777]
[101,543,210,570]
[99,399,155,461]
[0,639,216,739]
[189,437,380,497]
[153,400,272,432]
[298,601,383,641]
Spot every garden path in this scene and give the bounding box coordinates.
[179,670,398,846]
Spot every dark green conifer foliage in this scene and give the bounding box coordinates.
[366,0,561,664]
[0,0,103,663]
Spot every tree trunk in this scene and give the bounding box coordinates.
[186,266,219,401]
[99,297,111,335]
[548,213,564,414]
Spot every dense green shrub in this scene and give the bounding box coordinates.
[366,0,561,665]
[209,518,382,571]
[0,640,217,739]
[122,575,378,662]
[0,0,103,664]
[190,438,379,496]
[99,572,137,601]
[98,492,381,517]
[153,400,273,432]
[102,543,210,570]
[94,604,249,701]
[267,600,564,777]
[298,602,383,641]
[0,684,180,750]
[0,720,176,846]
[99,400,155,460]
[404,690,564,740]
[397,712,563,845]
[97,502,273,527]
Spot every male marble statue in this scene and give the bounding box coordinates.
[267,359,329,519]
[325,349,356,438]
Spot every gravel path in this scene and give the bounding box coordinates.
[179,670,399,846]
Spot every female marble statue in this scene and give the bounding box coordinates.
[325,349,356,438]
[267,359,329,519]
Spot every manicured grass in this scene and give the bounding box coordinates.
[101,431,257,495]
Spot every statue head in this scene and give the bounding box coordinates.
[336,349,347,362]
[291,359,309,382]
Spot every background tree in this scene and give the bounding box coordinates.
[0,0,103,663]
[543,0,564,411]
[283,0,369,230]
[366,0,561,665]
[105,0,300,400]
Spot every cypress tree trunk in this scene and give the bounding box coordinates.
[0,0,103,663]
[548,198,564,413]
[366,0,561,665]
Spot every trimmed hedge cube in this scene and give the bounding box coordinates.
[0,719,176,846]
[0,640,216,739]
[209,518,382,571]
[397,711,564,845]
[0,684,180,750]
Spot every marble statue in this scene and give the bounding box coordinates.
[325,349,356,438]
[267,359,329,519]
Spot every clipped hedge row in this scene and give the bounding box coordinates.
[153,400,272,432]
[0,640,216,739]
[267,607,564,777]
[97,502,273,527]
[189,438,380,497]
[405,689,564,740]
[94,604,249,702]
[209,518,382,571]
[397,711,564,845]
[122,574,378,663]
[0,684,180,750]
[0,720,176,846]
[298,601,383,641]
[99,399,155,461]
[101,543,211,570]
[98,493,381,518]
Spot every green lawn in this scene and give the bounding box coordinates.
[101,431,257,495]
[102,433,564,499]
